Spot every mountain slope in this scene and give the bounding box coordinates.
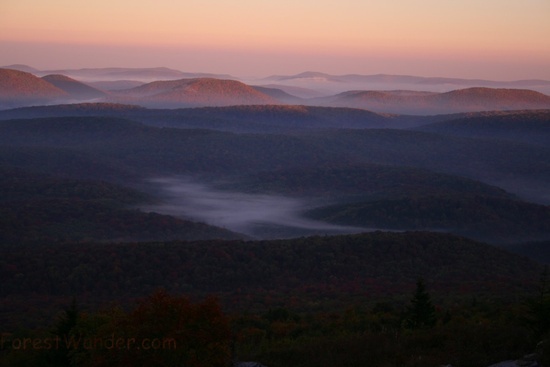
[1,232,542,301]
[434,87,550,111]
[227,164,513,200]
[42,74,107,100]
[0,166,244,243]
[307,195,550,243]
[161,105,391,131]
[317,87,550,115]
[0,102,146,120]
[1,115,549,240]
[415,110,550,146]
[0,68,68,108]
[227,164,550,243]
[1,116,548,200]
[111,78,280,107]
[256,83,326,98]
[266,72,550,94]
[0,198,244,243]
[0,116,345,176]
[0,103,394,132]
[268,72,550,86]
[251,85,304,104]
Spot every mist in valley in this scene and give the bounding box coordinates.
[142,176,370,239]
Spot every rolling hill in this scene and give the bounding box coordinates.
[307,194,550,243]
[224,164,550,243]
[0,166,244,243]
[225,164,513,200]
[154,104,392,131]
[255,83,326,98]
[0,102,146,120]
[1,115,549,241]
[265,71,550,94]
[0,68,68,108]
[1,65,549,365]
[42,74,107,100]
[316,87,550,114]
[0,232,543,308]
[251,85,304,104]
[432,87,550,111]
[267,72,550,88]
[0,103,397,132]
[414,109,550,146]
[0,116,346,177]
[4,68,550,115]
[1,115,548,201]
[110,78,280,107]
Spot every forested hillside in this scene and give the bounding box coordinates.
[0,232,541,326]
[1,114,549,241]
[0,97,549,366]
[0,166,243,243]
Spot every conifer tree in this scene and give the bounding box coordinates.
[404,278,436,329]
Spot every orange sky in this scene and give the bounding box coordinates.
[1,0,549,79]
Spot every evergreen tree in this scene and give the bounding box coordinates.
[404,278,436,329]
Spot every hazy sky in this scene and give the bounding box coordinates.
[1,0,549,79]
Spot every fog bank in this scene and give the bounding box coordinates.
[143,177,368,239]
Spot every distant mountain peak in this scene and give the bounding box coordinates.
[111,77,279,108]
[437,87,550,106]
[0,68,68,108]
[318,86,550,115]
[444,86,546,97]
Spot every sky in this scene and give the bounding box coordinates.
[1,0,549,79]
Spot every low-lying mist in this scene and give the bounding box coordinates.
[142,177,369,239]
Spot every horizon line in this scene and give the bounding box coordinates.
[2,63,550,84]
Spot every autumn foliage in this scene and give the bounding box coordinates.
[71,291,232,367]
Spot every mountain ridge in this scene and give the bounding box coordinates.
[3,65,550,113]
[414,110,550,146]
[42,74,107,100]
[0,103,394,131]
[1,65,235,82]
[110,77,280,107]
[0,68,68,108]
[267,71,550,86]
[316,87,550,114]
[6,65,550,88]
[0,166,245,243]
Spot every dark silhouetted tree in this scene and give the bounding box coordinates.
[404,278,436,329]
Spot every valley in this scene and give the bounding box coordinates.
[0,65,549,366]
[1,67,549,249]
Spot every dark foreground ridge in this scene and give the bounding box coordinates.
[1,231,542,325]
